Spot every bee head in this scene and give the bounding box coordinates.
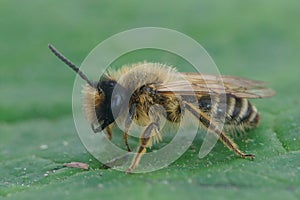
[83,77,126,132]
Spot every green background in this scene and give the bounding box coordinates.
[1,0,299,199]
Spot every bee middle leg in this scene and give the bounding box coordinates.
[125,121,160,173]
[184,102,255,159]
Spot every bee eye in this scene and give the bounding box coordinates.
[111,94,122,108]
[109,81,115,87]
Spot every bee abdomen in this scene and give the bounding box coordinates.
[227,97,259,127]
[198,96,260,128]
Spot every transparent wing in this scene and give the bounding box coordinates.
[155,73,275,98]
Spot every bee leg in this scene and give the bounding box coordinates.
[123,133,131,152]
[123,103,136,152]
[125,122,160,173]
[105,124,113,140]
[184,102,255,160]
[123,120,132,152]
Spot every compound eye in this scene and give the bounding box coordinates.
[111,94,122,108]
[108,81,115,87]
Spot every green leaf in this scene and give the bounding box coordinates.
[1,0,299,200]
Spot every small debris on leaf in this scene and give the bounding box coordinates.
[63,162,89,170]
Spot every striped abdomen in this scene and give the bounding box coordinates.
[198,95,260,129]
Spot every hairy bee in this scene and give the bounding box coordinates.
[48,44,275,173]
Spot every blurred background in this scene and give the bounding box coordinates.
[1,0,299,199]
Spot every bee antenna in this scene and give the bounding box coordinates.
[48,44,95,88]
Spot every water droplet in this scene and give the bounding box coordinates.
[39,144,48,150]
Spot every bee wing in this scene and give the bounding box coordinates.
[155,73,275,99]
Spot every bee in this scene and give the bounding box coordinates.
[48,44,275,173]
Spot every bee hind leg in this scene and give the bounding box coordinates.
[184,102,255,160]
[125,122,160,173]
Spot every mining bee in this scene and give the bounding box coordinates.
[48,44,275,173]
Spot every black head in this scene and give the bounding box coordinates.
[91,77,127,132]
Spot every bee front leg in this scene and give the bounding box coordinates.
[184,102,255,160]
[122,103,136,152]
[125,122,160,173]
[105,125,113,140]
